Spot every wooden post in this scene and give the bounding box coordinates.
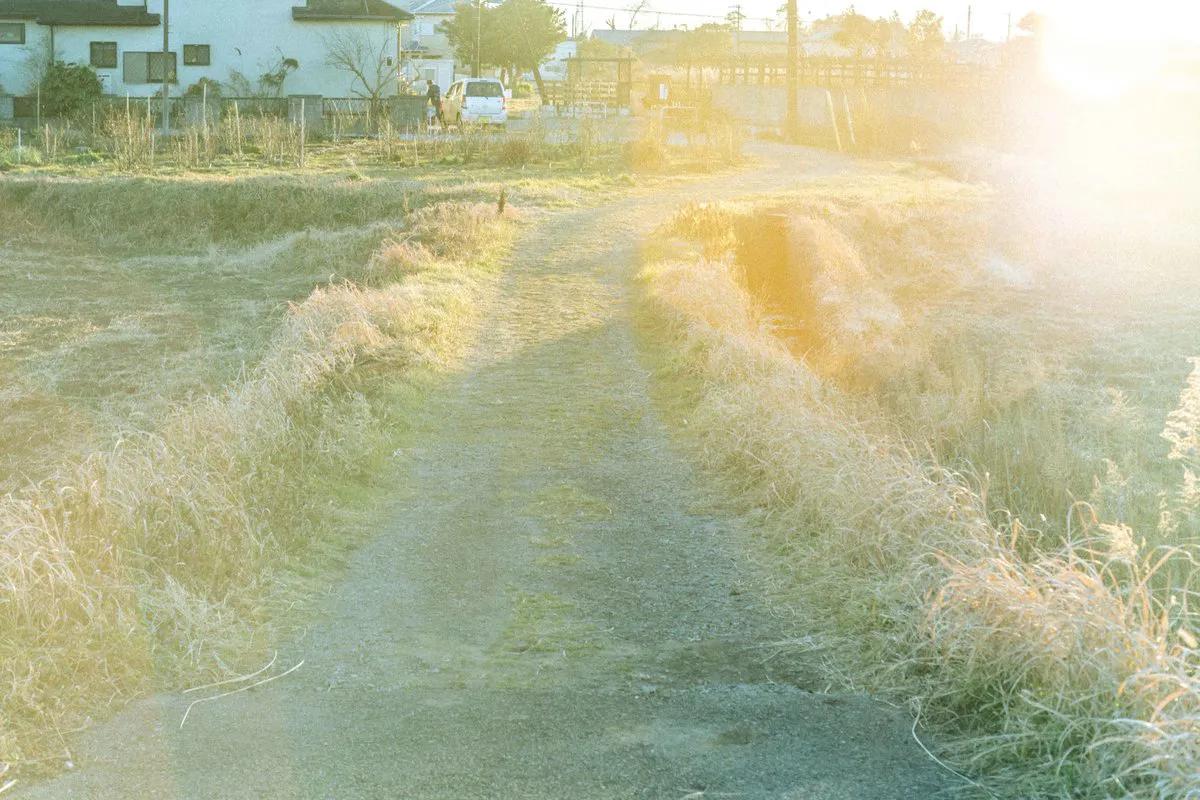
[161,0,171,136]
[786,0,798,141]
[299,97,306,168]
[234,100,242,154]
[825,89,842,152]
[842,90,856,149]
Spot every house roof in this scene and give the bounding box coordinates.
[292,0,413,22]
[404,0,457,15]
[0,0,160,26]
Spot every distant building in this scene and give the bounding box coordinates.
[538,38,578,83]
[946,37,1003,67]
[0,0,412,99]
[399,0,456,88]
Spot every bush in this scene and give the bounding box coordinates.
[39,61,103,119]
[184,77,222,98]
[624,129,667,171]
[0,145,43,168]
[513,82,534,99]
[498,136,534,166]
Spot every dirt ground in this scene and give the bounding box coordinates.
[14,145,958,799]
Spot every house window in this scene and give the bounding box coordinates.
[0,22,25,44]
[182,44,210,66]
[123,51,177,84]
[90,41,118,68]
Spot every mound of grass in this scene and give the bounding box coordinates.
[0,174,418,252]
[640,196,1200,797]
[0,201,516,774]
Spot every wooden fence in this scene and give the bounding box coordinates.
[716,57,994,90]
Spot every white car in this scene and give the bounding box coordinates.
[443,79,508,127]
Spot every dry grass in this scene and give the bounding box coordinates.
[0,174,419,252]
[640,192,1200,797]
[0,199,515,773]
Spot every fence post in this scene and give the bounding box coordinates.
[234,100,242,155]
[299,97,306,168]
[15,128,21,164]
[825,89,843,153]
[842,90,856,149]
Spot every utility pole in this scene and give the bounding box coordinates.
[474,0,481,77]
[786,0,797,141]
[161,0,170,135]
[1006,11,1012,42]
[966,4,972,39]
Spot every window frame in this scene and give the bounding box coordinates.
[0,22,25,45]
[123,50,178,84]
[90,41,118,69]
[182,43,210,66]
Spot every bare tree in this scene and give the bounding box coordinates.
[323,30,400,129]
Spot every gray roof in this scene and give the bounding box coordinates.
[292,0,413,22]
[404,0,457,15]
[0,0,160,26]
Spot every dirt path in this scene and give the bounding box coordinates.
[17,146,954,800]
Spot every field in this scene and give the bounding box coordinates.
[638,159,1200,795]
[4,104,1199,798]
[0,110,753,776]
[0,128,710,772]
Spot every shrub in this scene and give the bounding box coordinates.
[39,61,103,119]
[498,135,534,166]
[624,126,667,171]
[184,77,223,98]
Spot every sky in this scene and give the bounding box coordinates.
[566,0,1200,46]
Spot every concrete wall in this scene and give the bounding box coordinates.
[0,0,404,99]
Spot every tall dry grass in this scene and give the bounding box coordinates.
[0,175,417,252]
[640,200,1200,797]
[0,201,515,772]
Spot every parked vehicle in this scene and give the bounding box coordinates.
[443,79,508,127]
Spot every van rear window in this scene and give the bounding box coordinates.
[466,82,503,98]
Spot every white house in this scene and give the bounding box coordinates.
[399,0,455,89]
[0,0,414,100]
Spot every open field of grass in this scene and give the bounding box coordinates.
[0,121,744,777]
[0,159,529,772]
[639,165,1200,797]
[0,159,648,490]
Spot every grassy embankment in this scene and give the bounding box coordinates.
[0,173,516,773]
[638,169,1200,798]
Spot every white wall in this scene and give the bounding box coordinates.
[403,56,454,90]
[3,0,405,99]
[0,19,50,94]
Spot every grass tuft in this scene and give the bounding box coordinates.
[640,193,1200,797]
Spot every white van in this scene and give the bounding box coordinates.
[443,79,508,127]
